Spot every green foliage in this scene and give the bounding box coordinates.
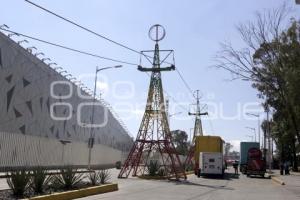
[30,168,52,194]
[215,4,300,171]
[147,160,159,176]
[185,164,194,172]
[53,168,84,190]
[171,130,190,155]
[252,20,300,170]
[7,170,31,197]
[115,161,122,169]
[98,169,111,184]
[87,171,99,186]
[225,143,233,157]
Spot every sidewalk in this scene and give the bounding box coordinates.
[271,170,300,198]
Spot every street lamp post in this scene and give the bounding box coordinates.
[87,65,122,169]
[246,113,261,147]
[245,127,256,142]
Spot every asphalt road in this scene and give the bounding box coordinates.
[78,168,300,200]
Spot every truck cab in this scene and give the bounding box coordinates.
[246,147,266,177]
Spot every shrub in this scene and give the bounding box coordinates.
[98,169,111,184]
[7,170,31,197]
[157,168,166,177]
[30,168,52,194]
[147,160,159,176]
[185,164,194,172]
[53,168,84,190]
[87,171,99,186]
[115,161,122,169]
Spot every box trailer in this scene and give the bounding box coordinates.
[199,152,224,176]
[194,136,225,177]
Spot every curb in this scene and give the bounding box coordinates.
[28,183,118,200]
[271,176,285,185]
[290,172,300,176]
[138,175,168,180]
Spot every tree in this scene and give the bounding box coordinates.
[214,3,300,171]
[171,130,189,155]
[225,142,233,157]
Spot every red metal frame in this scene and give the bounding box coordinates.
[118,39,186,180]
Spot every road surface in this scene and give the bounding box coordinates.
[77,168,299,200]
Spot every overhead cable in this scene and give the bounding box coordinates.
[0,27,137,66]
[25,0,196,99]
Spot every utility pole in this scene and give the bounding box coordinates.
[184,90,208,169]
[189,90,208,139]
[267,105,272,172]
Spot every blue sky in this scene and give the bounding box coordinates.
[1,0,299,151]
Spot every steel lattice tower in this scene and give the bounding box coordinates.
[118,25,186,180]
[184,90,207,169]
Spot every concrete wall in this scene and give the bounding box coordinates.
[0,32,132,170]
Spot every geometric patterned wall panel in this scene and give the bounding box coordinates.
[0,32,133,154]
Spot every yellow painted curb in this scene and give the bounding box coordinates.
[271,176,285,185]
[29,183,118,200]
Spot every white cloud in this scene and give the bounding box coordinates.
[229,140,240,152]
[96,81,108,91]
[131,109,144,116]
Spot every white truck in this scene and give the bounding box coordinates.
[199,152,224,177]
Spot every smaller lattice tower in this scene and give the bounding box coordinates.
[184,90,207,168]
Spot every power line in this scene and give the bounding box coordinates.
[167,93,190,113]
[25,0,196,100]
[0,27,189,114]
[175,68,195,98]
[25,0,142,55]
[0,28,137,66]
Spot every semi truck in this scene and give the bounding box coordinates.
[246,147,266,177]
[194,136,225,177]
[239,142,259,173]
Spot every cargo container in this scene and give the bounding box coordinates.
[239,142,259,173]
[194,136,225,177]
